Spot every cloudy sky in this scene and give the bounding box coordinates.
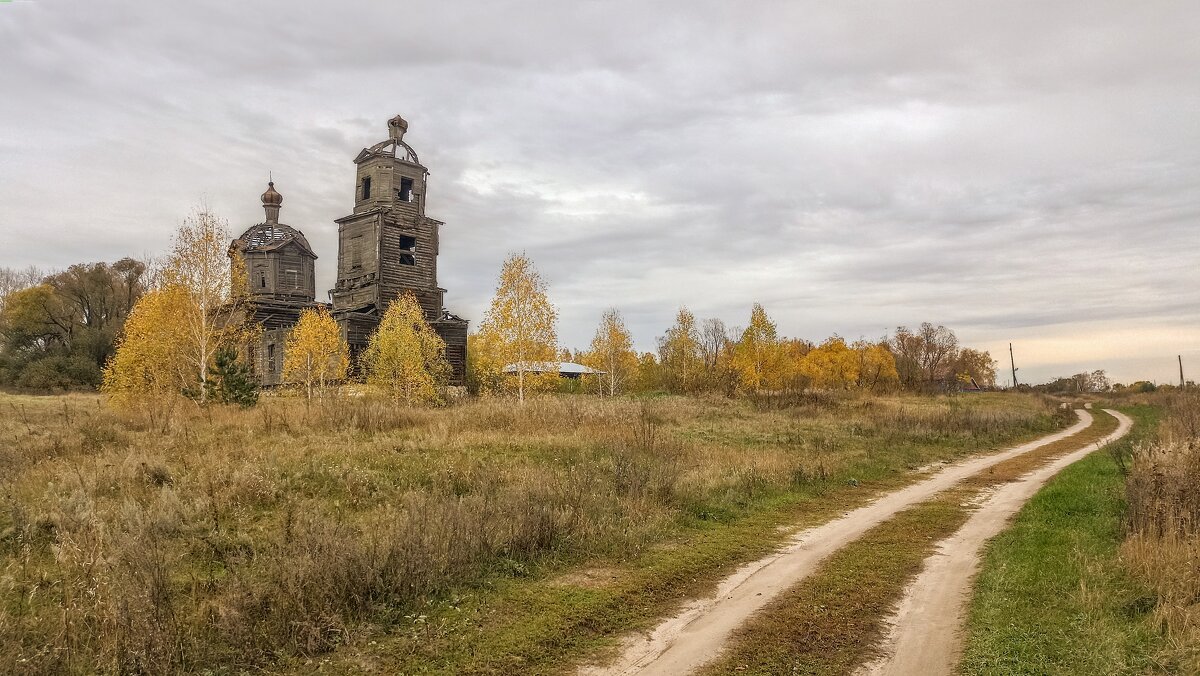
[2,1,1197,385]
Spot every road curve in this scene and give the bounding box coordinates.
[580,410,1096,676]
[860,409,1133,676]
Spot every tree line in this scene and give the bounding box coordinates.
[0,259,147,388]
[2,211,998,410]
[465,256,998,399]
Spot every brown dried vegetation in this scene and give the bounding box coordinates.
[1122,391,1200,671]
[0,391,1059,674]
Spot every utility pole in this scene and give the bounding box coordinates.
[1009,343,1019,389]
[1181,355,1186,388]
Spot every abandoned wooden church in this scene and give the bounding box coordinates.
[229,115,468,386]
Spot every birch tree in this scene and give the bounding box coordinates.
[284,306,349,400]
[852,339,900,391]
[162,207,248,402]
[730,303,783,394]
[101,285,193,427]
[657,307,703,394]
[477,254,557,404]
[362,292,449,404]
[799,337,861,390]
[584,308,638,396]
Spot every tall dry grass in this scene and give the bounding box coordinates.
[0,390,1059,674]
[1122,391,1200,670]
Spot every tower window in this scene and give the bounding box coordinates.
[285,269,299,288]
[350,234,363,271]
[399,177,414,202]
[267,344,276,372]
[259,273,267,288]
[362,176,372,200]
[399,253,416,266]
[399,235,416,251]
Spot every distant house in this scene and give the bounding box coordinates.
[503,361,604,379]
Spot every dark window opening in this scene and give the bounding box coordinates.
[259,273,267,288]
[399,177,414,202]
[362,176,372,200]
[267,344,276,373]
[399,235,416,251]
[399,253,416,266]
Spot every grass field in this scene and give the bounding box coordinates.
[959,405,1168,675]
[0,390,1064,674]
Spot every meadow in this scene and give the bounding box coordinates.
[0,390,1064,674]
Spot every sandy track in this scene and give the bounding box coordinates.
[860,409,1133,676]
[580,411,1095,676]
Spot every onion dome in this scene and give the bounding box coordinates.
[261,181,283,207]
[231,181,316,258]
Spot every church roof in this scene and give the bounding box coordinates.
[235,222,316,257]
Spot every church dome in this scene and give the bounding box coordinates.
[261,181,283,206]
[235,222,315,256]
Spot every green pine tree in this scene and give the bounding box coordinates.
[205,346,259,407]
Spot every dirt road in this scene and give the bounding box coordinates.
[859,408,1133,676]
[581,411,1096,676]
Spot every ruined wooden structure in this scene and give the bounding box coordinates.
[230,115,468,386]
[229,182,321,386]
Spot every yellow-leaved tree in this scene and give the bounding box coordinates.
[778,338,813,393]
[657,307,703,394]
[465,330,506,395]
[103,206,251,414]
[584,308,638,396]
[632,352,660,393]
[853,339,900,391]
[284,306,349,400]
[952,348,997,388]
[362,292,450,403]
[799,336,860,390]
[101,285,193,427]
[163,207,251,402]
[730,303,783,394]
[476,253,557,404]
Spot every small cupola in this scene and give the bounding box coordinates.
[388,115,409,142]
[261,181,283,224]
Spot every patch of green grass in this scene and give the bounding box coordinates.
[959,406,1167,675]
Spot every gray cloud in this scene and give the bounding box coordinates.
[1,0,1197,385]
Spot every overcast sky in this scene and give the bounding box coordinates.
[2,1,1197,385]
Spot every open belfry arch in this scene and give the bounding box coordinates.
[229,114,468,387]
